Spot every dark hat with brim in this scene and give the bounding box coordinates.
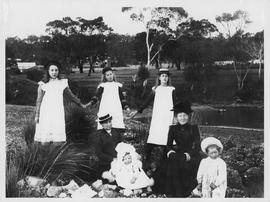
[171,101,193,114]
[158,68,171,76]
[98,114,112,124]
[102,67,113,74]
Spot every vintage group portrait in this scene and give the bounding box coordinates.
[2,0,269,200]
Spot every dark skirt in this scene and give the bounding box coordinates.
[165,152,201,197]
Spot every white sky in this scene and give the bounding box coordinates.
[3,0,268,39]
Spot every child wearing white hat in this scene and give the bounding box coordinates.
[102,142,154,191]
[194,137,227,198]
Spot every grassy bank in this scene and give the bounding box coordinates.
[6,104,264,197]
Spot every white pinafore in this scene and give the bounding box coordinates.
[147,86,175,145]
[34,79,68,142]
[97,82,125,130]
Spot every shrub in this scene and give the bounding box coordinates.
[6,77,38,106]
[26,68,44,82]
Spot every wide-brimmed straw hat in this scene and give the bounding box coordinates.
[98,113,112,124]
[201,137,223,154]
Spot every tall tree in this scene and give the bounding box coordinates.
[215,10,251,38]
[122,7,188,68]
[216,10,253,90]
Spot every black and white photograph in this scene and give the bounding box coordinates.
[2,0,269,199]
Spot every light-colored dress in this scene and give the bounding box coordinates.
[34,79,68,142]
[97,82,125,130]
[111,159,152,190]
[197,157,227,198]
[147,86,175,145]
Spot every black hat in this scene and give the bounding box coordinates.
[158,68,171,76]
[98,114,112,124]
[102,67,113,74]
[171,101,193,114]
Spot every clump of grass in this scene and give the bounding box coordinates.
[7,97,99,197]
[6,142,98,197]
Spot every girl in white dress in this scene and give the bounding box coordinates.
[130,69,177,161]
[194,137,227,198]
[86,67,130,130]
[102,142,154,191]
[34,62,85,143]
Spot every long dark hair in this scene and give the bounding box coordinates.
[42,61,62,83]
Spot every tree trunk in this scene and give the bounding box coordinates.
[145,28,151,68]
[157,53,161,69]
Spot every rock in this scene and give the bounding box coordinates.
[25,176,46,188]
[107,184,117,190]
[63,180,79,192]
[46,186,63,197]
[227,167,243,189]
[59,192,67,198]
[98,190,104,197]
[122,188,133,197]
[16,179,26,189]
[103,189,118,198]
[92,179,103,191]
[70,184,97,198]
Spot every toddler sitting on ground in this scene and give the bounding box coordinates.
[102,142,154,193]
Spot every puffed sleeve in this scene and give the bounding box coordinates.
[214,159,227,187]
[63,79,82,106]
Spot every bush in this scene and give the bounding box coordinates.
[127,65,150,109]
[26,68,45,82]
[6,77,38,106]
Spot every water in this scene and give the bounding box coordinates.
[197,106,264,129]
[135,106,264,129]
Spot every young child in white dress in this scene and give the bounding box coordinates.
[194,137,227,198]
[130,69,177,162]
[102,142,154,191]
[34,61,85,143]
[86,67,130,130]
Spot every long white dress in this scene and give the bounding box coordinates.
[147,86,175,145]
[197,157,227,198]
[34,79,68,142]
[97,82,125,130]
[111,159,152,190]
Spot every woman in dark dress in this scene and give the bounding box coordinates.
[165,101,201,197]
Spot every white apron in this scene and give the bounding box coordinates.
[34,79,67,142]
[97,82,125,130]
[147,86,175,145]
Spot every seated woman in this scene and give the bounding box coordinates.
[102,142,154,192]
[165,101,202,197]
[95,114,122,176]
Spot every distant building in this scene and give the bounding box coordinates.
[214,60,234,66]
[17,62,36,72]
